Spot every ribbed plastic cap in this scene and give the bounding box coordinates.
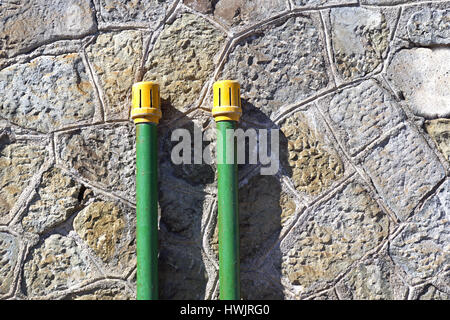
[131,81,162,124]
[212,80,242,122]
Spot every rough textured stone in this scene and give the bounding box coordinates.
[0,130,48,223]
[317,80,406,156]
[183,0,213,14]
[390,179,449,285]
[222,15,330,119]
[330,7,390,80]
[56,124,135,200]
[213,0,288,27]
[0,54,97,133]
[70,281,134,300]
[293,0,357,7]
[241,272,284,300]
[361,0,421,4]
[386,47,450,119]
[22,168,88,234]
[0,232,19,295]
[24,234,95,297]
[425,118,450,162]
[144,14,225,115]
[415,285,450,300]
[361,125,445,221]
[407,8,450,46]
[280,109,344,195]
[98,0,174,26]
[73,201,125,262]
[280,180,389,296]
[86,31,143,120]
[335,254,408,300]
[239,175,296,263]
[0,0,96,58]
[158,243,207,299]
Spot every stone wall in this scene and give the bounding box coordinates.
[0,0,449,300]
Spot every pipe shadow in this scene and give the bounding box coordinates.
[156,99,214,300]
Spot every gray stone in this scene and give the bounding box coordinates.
[67,280,134,300]
[22,168,88,234]
[55,123,136,200]
[425,118,450,162]
[0,54,97,133]
[415,285,450,300]
[0,232,20,295]
[98,0,174,26]
[213,0,288,27]
[386,47,450,119]
[0,128,48,224]
[293,0,357,7]
[317,79,406,156]
[390,179,449,285]
[221,15,330,119]
[0,0,96,58]
[86,31,143,121]
[158,243,208,299]
[183,0,213,14]
[24,234,95,297]
[335,253,408,300]
[280,180,389,296]
[407,8,450,45]
[241,272,284,300]
[329,7,390,81]
[361,125,446,221]
[361,0,421,4]
[143,14,225,116]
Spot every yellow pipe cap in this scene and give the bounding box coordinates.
[212,80,242,122]
[131,81,162,124]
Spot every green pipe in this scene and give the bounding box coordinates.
[131,82,162,300]
[135,122,158,300]
[212,80,242,300]
[217,120,240,300]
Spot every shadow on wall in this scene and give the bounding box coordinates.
[208,100,292,300]
[155,97,292,299]
[156,99,214,300]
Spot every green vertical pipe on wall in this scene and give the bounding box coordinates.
[131,81,162,300]
[135,122,159,300]
[217,120,240,300]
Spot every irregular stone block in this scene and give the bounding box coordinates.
[329,7,390,81]
[335,253,408,300]
[415,285,450,300]
[74,200,135,275]
[0,232,20,295]
[221,15,330,119]
[0,0,96,58]
[86,31,143,121]
[98,0,174,26]
[0,129,48,224]
[143,14,225,116]
[280,107,345,196]
[425,118,450,162]
[361,0,421,4]
[407,8,450,45]
[24,234,96,297]
[213,0,288,27]
[390,179,449,285]
[0,54,97,133]
[386,47,450,119]
[55,123,135,200]
[317,79,406,156]
[280,180,389,296]
[22,168,88,234]
[361,125,445,221]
